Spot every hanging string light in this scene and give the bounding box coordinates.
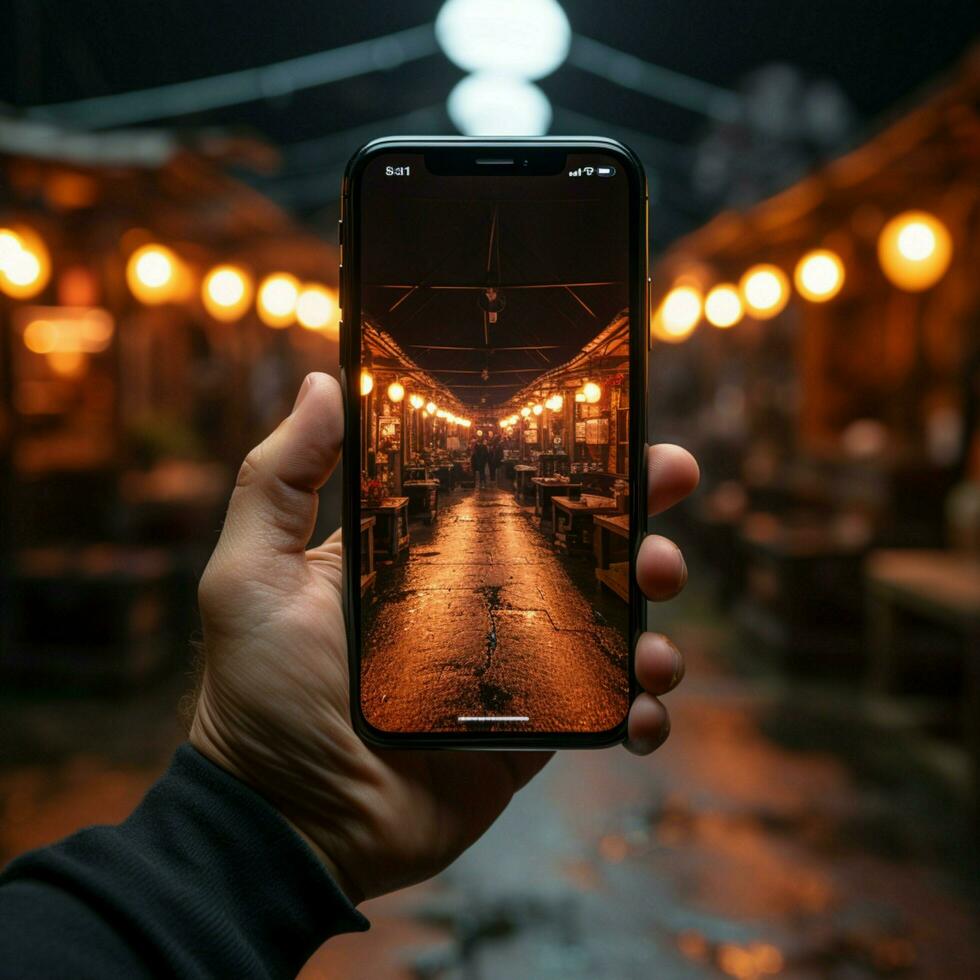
[739,264,789,319]
[660,284,702,339]
[202,265,253,321]
[386,381,405,402]
[126,243,180,305]
[704,283,743,328]
[409,393,425,410]
[0,227,51,300]
[877,210,952,292]
[794,249,845,302]
[296,283,338,332]
[360,370,374,396]
[582,381,602,403]
[257,272,300,327]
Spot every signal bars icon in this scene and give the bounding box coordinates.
[567,165,616,178]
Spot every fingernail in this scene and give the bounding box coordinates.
[669,644,685,690]
[676,546,688,590]
[292,375,315,414]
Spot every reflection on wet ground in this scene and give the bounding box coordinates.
[1,556,978,979]
[312,574,980,980]
[360,486,628,733]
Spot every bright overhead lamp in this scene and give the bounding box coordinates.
[202,265,252,322]
[740,264,789,319]
[257,273,300,328]
[435,0,571,80]
[447,72,551,135]
[794,250,845,302]
[877,211,952,292]
[704,284,743,329]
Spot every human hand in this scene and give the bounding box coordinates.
[189,373,699,903]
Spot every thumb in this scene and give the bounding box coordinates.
[218,372,343,559]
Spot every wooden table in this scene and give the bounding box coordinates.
[513,465,538,503]
[363,497,410,559]
[403,480,440,524]
[866,549,980,818]
[736,514,870,661]
[552,494,619,554]
[360,516,377,595]
[594,513,630,601]
[531,477,581,530]
[432,464,454,492]
[403,466,428,483]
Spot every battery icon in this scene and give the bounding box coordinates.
[597,166,616,177]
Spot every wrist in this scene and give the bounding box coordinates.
[189,711,364,905]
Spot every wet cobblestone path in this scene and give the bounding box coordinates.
[360,486,629,733]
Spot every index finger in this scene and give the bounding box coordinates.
[648,444,699,517]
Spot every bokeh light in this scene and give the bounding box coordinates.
[447,73,551,135]
[435,0,571,79]
[126,244,179,305]
[794,249,845,302]
[202,265,253,321]
[0,227,52,300]
[660,285,703,338]
[295,283,338,333]
[704,284,743,328]
[877,210,952,291]
[257,273,300,328]
[740,264,790,319]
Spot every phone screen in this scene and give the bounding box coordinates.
[354,149,634,736]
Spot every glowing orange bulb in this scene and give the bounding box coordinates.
[740,264,789,319]
[704,284,743,328]
[877,210,952,291]
[794,250,844,302]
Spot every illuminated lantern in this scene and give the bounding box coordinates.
[202,265,253,321]
[740,264,789,319]
[0,227,52,300]
[257,273,300,327]
[296,283,338,333]
[126,244,179,305]
[360,370,374,396]
[426,401,437,415]
[532,403,543,415]
[660,285,702,339]
[704,284,743,328]
[583,381,602,403]
[387,381,405,403]
[520,405,531,418]
[794,249,844,302]
[409,394,424,409]
[877,210,952,292]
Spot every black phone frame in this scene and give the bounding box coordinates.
[341,136,649,750]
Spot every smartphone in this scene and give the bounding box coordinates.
[341,137,648,749]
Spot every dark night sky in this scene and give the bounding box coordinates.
[2,0,977,240]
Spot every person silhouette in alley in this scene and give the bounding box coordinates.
[489,437,503,486]
[471,439,489,489]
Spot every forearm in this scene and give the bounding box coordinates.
[0,744,368,980]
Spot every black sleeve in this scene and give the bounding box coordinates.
[0,744,369,979]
